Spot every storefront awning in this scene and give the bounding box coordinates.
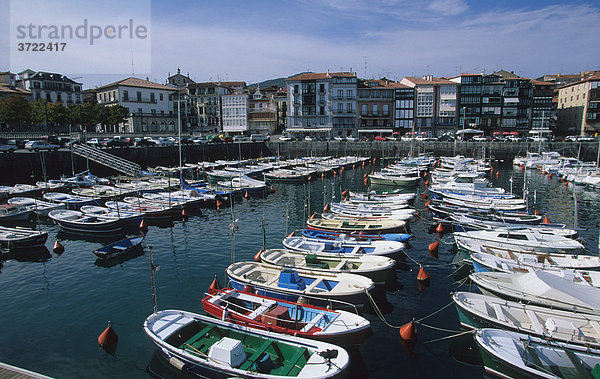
[357,129,394,134]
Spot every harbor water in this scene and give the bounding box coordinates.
[1,159,598,378]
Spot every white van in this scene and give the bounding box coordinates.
[250,134,269,142]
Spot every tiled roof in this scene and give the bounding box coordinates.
[402,77,455,85]
[96,77,176,91]
[0,84,31,95]
[286,72,356,81]
[530,80,555,86]
[220,81,246,86]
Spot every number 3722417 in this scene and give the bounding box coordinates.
[18,42,66,52]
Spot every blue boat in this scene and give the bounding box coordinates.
[93,236,144,260]
[301,228,412,243]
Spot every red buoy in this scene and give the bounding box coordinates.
[208,276,221,294]
[436,223,444,233]
[254,249,263,262]
[324,203,331,212]
[216,199,224,208]
[399,321,418,356]
[181,208,189,219]
[564,181,568,187]
[139,219,148,233]
[424,200,431,209]
[521,165,525,171]
[342,190,349,197]
[98,324,118,354]
[417,266,430,282]
[542,216,551,224]
[309,213,316,220]
[321,173,325,178]
[244,191,250,200]
[424,180,429,187]
[364,178,368,185]
[548,173,553,179]
[428,241,440,255]
[287,231,295,238]
[421,193,428,200]
[270,186,275,193]
[496,171,499,178]
[333,171,337,176]
[52,240,64,254]
[534,209,541,216]
[423,172,428,178]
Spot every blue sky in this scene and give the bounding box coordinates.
[2,0,600,88]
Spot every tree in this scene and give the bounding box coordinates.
[108,105,130,127]
[0,95,32,129]
[47,102,67,132]
[31,99,49,129]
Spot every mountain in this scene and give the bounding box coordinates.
[249,72,311,89]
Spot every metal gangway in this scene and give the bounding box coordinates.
[71,143,142,176]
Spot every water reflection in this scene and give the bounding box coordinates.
[1,246,52,262]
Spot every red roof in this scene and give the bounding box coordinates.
[402,77,455,85]
[96,77,176,91]
[286,72,356,81]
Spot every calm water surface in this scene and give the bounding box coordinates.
[1,160,598,378]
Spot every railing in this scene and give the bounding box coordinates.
[71,144,142,176]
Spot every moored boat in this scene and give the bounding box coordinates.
[0,226,48,250]
[260,248,395,285]
[144,309,350,378]
[48,209,124,235]
[227,261,374,309]
[203,288,372,345]
[307,217,406,234]
[7,197,66,217]
[284,233,406,257]
[93,235,144,260]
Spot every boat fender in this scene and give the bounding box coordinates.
[53,240,65,254]
[424,180,429,187]
[495,171,499,178]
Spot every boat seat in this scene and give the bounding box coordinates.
[113,245,127,250]
[238,340,272,371]
[492,304,506,323]
[589,321,600,337]
[185,324,216,347]
[305,278,324,293]
[301,312,325,332]
[525,310,544,333]
[280,347,308,376]
[333,260,347,270]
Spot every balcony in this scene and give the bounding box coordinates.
[123,97,157,104]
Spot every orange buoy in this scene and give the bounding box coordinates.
[52,240,64,254]
[435,223,444,233]
[333,171,337,176]
[490,167,494,174]
[548,173,553,179]
[428,241,440,254]
[421,193,428,200]
[423,172,428,178]
[287,231,295,238]
[342,190,349,197]
[181,208,189,219]
[324,203,331,212]
[321,173,325,178]
[244,191,250,200]
[564,181,568,187]
[309,213,316,220]
[254,249,263,262]
[521,165,525,171]
[308,176,313,181]
[424,180,429,187]
[542,171,547,176]
[363,178,368,185]
[216,199,224,208]
[399,321,418,356]
[495,171,499,178]
[209,275,222,293]
[139,219,148,233]
[343,196,348,201]
[270,186,275,193]
[534,209,541,216]
[98,324,118,354]
[542,216,551,224]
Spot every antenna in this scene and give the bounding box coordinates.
[130,49,135,77]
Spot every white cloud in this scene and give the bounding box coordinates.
[428,0,469,15]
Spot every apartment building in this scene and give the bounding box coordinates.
[356,79,395,137]
[557,74,600,135]
[16,69,82,106]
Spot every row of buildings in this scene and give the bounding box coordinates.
[1,68,599,138]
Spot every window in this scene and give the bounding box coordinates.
[346,89,353,99]
[150,92,155,103]
[136,91,142,101]
[346,103,353,113]
[294,85,299,94]
[373,105,379,115]
[320,117,326,125]
[337,103,343,113]
[319,84,325,93]
[337,90,343,100]
[123,90,129,101]
[159,93,163,101]
[383,104,389,116]
[361,104,367,115]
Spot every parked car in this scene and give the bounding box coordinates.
[279,135,294,141]
[87,138,100,146]
[346,136,357,142]
[7,139,27,149]
[374,136,386,141]
[192,137,209,144]
[333,136,345,141]
[233,135,249,142]
[25,140,60,152]
[304,136,314,141]
[134,138,156,147]
[578,136,597,142]
[0,138,18,153]
[104,138,130,148]
[251,134,270,142]
[437,134,454,142]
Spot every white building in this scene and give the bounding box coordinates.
[95,77,177,133]
[16,69,82,106]
[286,71,357,138]
[222,92,249,133]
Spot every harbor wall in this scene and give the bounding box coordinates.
[1,141,598,184]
